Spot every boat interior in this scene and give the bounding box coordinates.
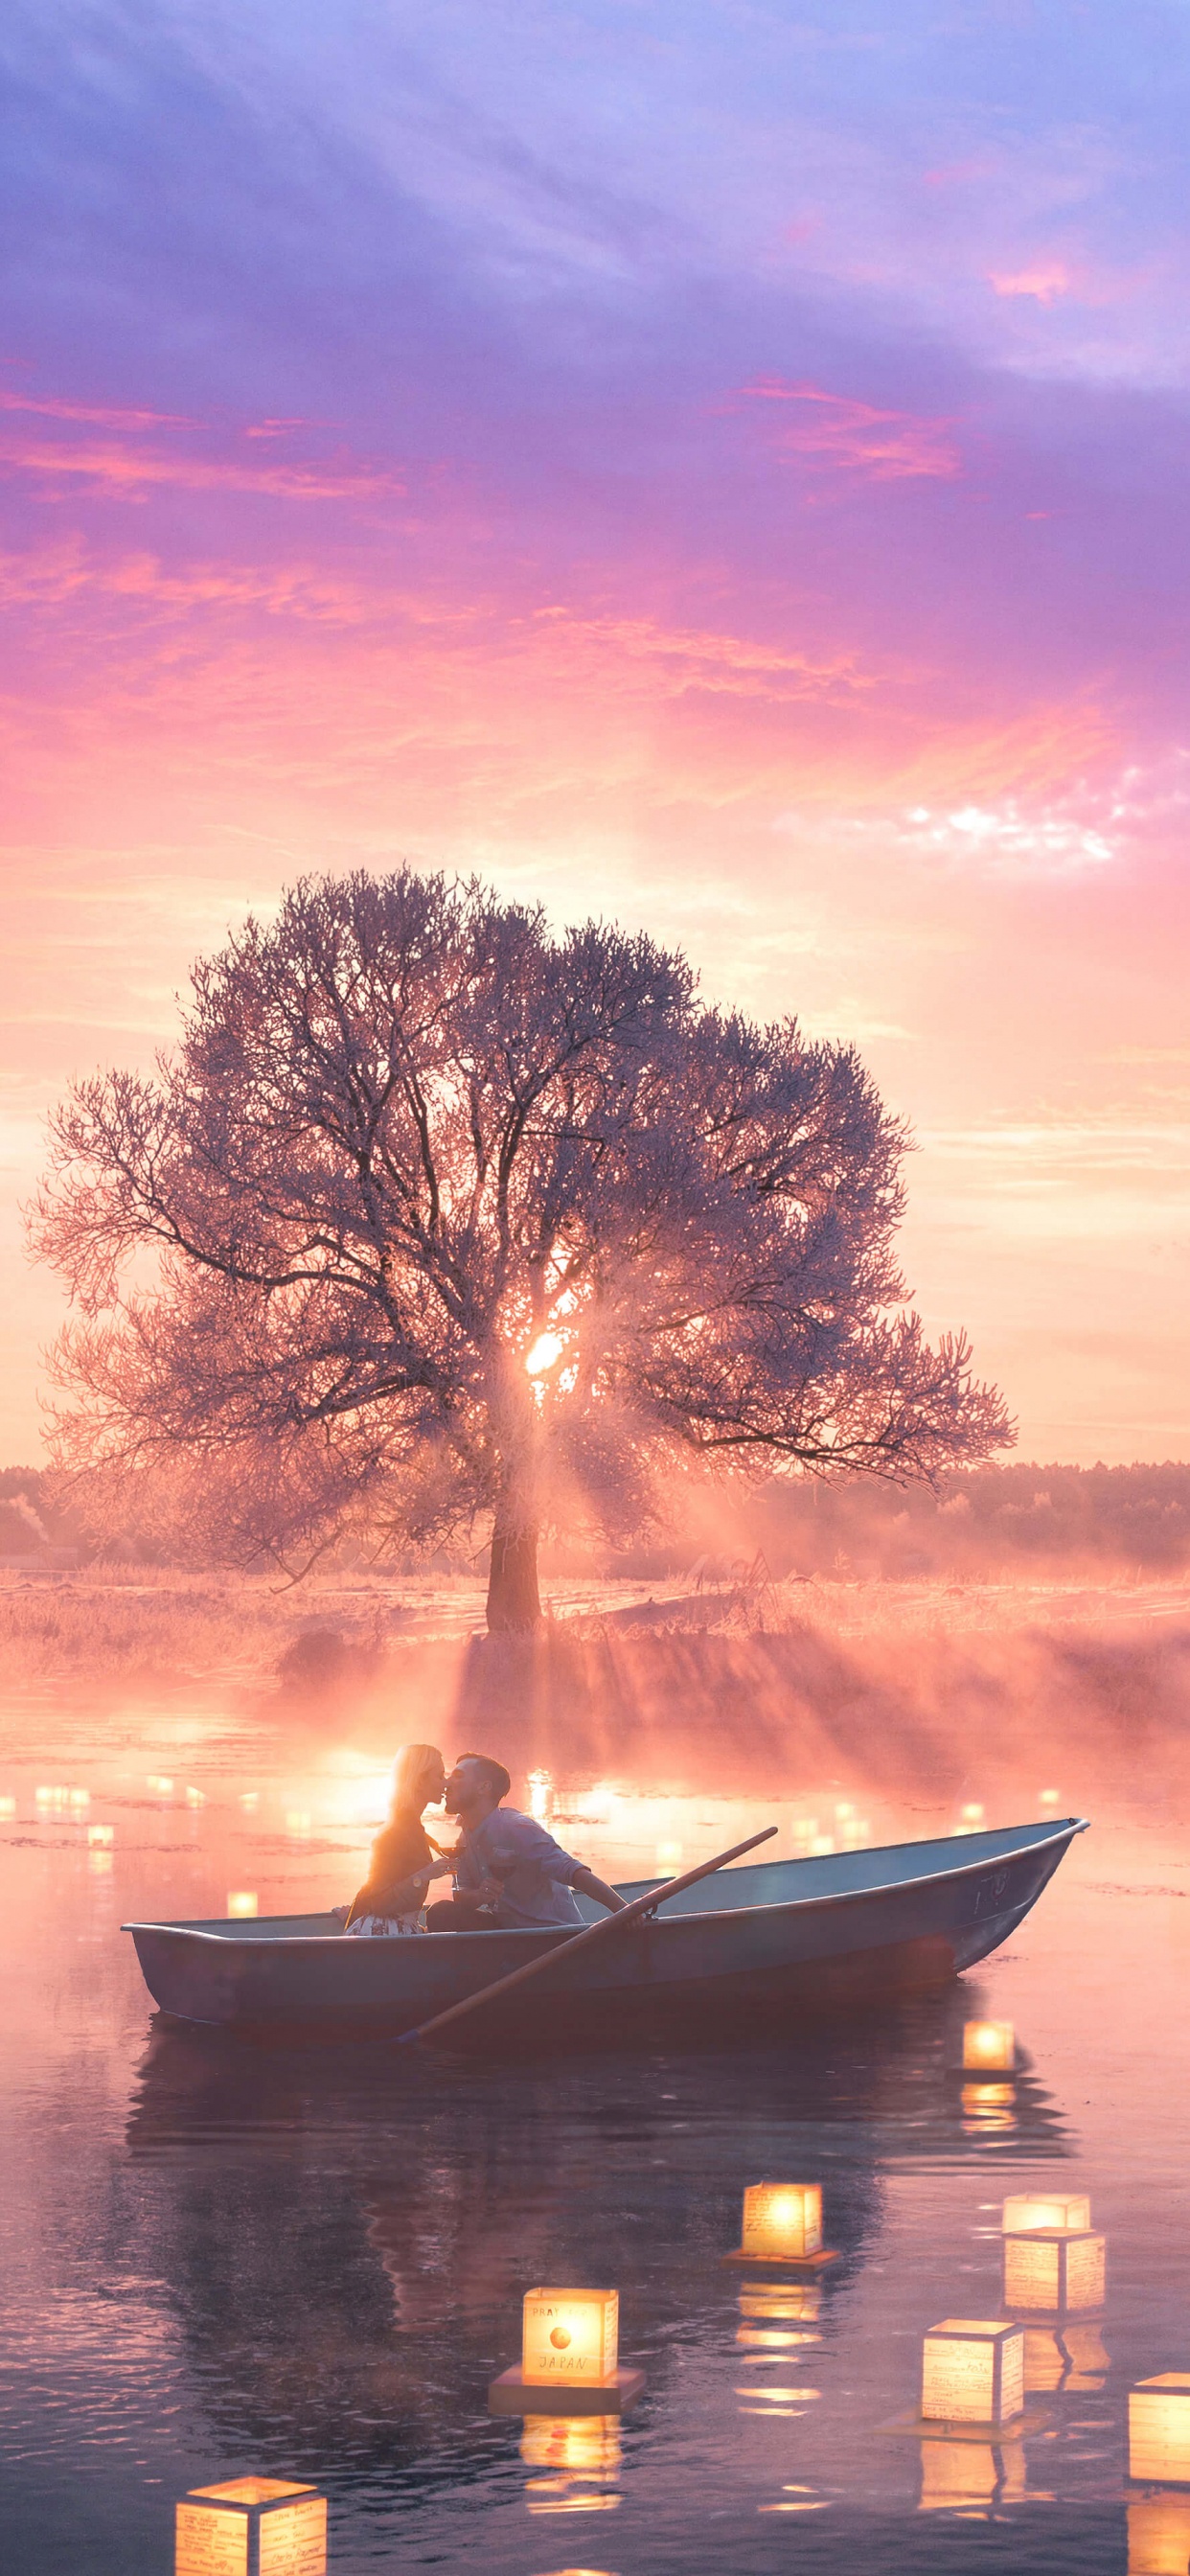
[129,1818,1081,1941]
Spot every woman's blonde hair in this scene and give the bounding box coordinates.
[390,1742,443,1811]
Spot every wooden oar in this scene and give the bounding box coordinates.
[393,1823,778,2049]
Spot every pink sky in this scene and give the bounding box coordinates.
[2,0,1188,1466]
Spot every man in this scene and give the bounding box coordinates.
[425,1753,627,1930]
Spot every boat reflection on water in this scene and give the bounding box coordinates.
[520,2414,622,2516]
[122,1984,1072,2506]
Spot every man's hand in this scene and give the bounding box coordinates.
[573,1865,628,1914]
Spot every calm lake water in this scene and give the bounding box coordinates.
[2,1681,1189,2576]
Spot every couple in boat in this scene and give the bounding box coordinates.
[342,1743,627,1936]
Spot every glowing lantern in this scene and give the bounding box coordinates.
[68,1787,91,1809]
[1039,1789,1061,1806]
[240,1792,260,1813]
[1130,2377,1190,2485]
[227,1893,259,1920]
[1003,2229,1105,2313]
[1001,2192,1090,2234]
[186,1786,206,1810]
[0,1794,14,1817]
[522,2288,619,2385]
[489,2288,643,2416]
[88,1824,114,1848]
[148,1776,174,1797]
[921,2319,1025,2427]
[728,2183,835,2267]
[1127,2494,1190,2574]
[963,2020,1016,2073]
[175,2478,326,2576]
[285,1810,311,1838]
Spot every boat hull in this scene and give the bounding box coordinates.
[126,1818,1086,2045]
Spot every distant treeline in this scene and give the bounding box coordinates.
[2,1460,1189,1580]
[744,1460,1190,1580]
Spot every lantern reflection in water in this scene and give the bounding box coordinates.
[922,2320,1025,2427]
[521,2414,621,2516]
[919,2439,1026,2515]
[1003,2228,1106,2312]
[1127,2493,1190,2574]
[1130,2377,1190,2484]
[963,2020,1016,2073]
[1022,2329,1067,2395]
[961,2082,1017,2134]
[175,2478,326,2576]
[1063,2322,1110,2389]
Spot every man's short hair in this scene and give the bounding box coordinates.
[457,1752,511,1804]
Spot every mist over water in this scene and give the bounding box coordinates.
[3,1578,1190,2573]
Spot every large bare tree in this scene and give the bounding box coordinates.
[32,869,1011,1627]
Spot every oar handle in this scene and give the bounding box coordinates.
[394,1823,778,2048]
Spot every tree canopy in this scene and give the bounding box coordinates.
[32,868,1011,1625]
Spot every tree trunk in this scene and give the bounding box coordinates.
[486,1515,542,1631]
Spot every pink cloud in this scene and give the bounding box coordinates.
[0,386,194,428]
[988,261,1071,306]
[740,380,962,480]
[0,431,403,501]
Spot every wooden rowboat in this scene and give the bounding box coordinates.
[124,1815,1087,2045]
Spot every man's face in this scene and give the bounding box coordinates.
[445,1759,485,1818]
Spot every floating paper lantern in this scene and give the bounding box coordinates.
[1129,2377,1190,2485]
[522,2288,619,2386]
[147,1776,173,1797]
[963,2019,1016,2073]
[489,2288,644,2416]
[186,1786,206,1810]
[285,1810,311,1838]
[88,1824,114,1848]
[175,2477,326,2576]
[0,1794,14,1818]
[1001,2192,1090,2234]
[921,2319,1025,2426]
[240,1792,260,1813]
[729,2182,828,2266]
[1127,2494,1190,2574]
[227,1893,259,1920]
[1003,2229,1105,2313]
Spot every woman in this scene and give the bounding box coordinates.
[343,1743,454,1935]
